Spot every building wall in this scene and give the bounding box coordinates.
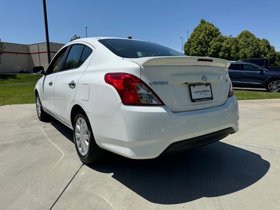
[0,43,31,73]
[29,42,63,70]
[0,42,64,74]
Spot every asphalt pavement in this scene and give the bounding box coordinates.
[0,100,280,210]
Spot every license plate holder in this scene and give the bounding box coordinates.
[189,83,213,102]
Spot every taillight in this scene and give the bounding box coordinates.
[228,81,234,97]
[104,73,164,106]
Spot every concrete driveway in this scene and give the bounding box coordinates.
[0,100,280,209]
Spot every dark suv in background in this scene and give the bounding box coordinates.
[228,61,280,92]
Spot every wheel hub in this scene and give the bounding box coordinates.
[75,117,90,156]
[36,97,41,117]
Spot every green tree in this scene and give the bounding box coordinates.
[221,36,239,60]
[184,20,279,65]
[236,31,278,64]
[236,30,261,59]
[259,38,277,64]
[276,52,280,65]
[208,35,225,58]
[208,35,239,60]
[70,34,81,41]
[184,19,221,56]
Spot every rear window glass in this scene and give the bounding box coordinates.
[99,39,183,58]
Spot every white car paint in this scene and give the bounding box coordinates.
[35,37,239,159]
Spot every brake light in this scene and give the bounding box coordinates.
[104,73,164,106]
[228,81,234,97]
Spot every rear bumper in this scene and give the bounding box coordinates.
[165,128,234,153]
[90,96,239,159]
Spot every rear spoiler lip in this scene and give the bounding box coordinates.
[127,56,230,69]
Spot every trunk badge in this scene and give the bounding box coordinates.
[201,75,207,83]
[149,81,168,86]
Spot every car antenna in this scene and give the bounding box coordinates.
[128,36,132,39]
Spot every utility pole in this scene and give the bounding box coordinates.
[85,26,88,37]
[43,0,51,64]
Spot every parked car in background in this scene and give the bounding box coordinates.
[34,37,239,164]
[240,58,280,72]
[229,61,280,92]
[240,58,269,69]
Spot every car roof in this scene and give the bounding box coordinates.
[229,61,269,70]
[230,61,248,64]
[70,37,140,44]
[67,37,149,49]
[230,61,260,66]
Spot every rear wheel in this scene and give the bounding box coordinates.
[73,112,104,164]
[266,80,280,92]
[35,95,51,121]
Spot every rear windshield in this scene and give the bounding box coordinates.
[99,39,183,58]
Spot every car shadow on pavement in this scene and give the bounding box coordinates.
[48,121,270,204]
[50,120,74,143]
[90,142,270,204]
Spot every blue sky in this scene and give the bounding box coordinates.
[1,0,280,51]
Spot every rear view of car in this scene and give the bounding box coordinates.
[34,37,239,164]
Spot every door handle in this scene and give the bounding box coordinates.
[68,81,76,89]
[49,81,53,86]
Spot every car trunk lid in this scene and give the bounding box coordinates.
[128,56,231,112]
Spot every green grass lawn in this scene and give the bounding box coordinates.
[0,74,42,106]
[234,89,280,100]
[0,74,280,105]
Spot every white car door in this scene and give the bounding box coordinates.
[41,75,56,114]
[53,44,93,126]
[41,46,69,115]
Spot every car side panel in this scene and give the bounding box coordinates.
[75,60,140,133]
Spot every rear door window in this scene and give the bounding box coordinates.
[243,64,260,72]
[79,46,93,66]
[63,44,85,70]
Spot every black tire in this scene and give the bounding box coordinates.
[266,80,280,92]
[73,112,104,164]
[35,94,51,122]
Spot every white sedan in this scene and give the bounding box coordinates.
[34,37,239,164]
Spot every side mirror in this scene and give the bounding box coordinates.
[33,66,46,75]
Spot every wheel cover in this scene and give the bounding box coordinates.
[36,97,41,117]
[75,117,90,156]
[268,80,280,92]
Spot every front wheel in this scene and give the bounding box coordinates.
[73,113,104,164]
[35,95,51,122]
[266,80,280,92]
